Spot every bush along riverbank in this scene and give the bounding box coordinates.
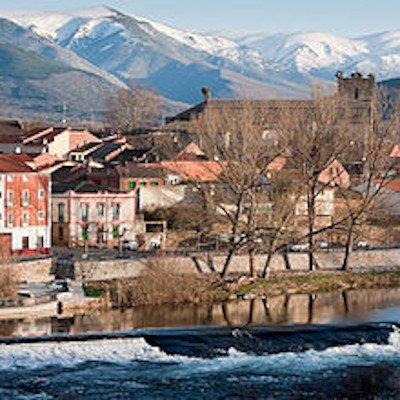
[84,267,400,309]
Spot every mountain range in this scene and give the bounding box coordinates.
[1,6,400,123]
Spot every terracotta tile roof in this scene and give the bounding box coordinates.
[390,145,400,158]
[266,155,288,171]
[175,141,205,161]
[32,153,62,168]
[381,179,400,193]
[0,154,35,173]
[161,161,222,182]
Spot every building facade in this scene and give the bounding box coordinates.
[52,185,137,248]
[0,155,51,256]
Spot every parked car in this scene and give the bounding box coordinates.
[316,240,329,249]
[118,239,139,251]
[355,240,370,250]
[288,242,310,252]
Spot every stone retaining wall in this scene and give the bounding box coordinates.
[75,249,400,282]
[1,258,53,283]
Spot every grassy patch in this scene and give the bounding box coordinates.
[84,286,104,298]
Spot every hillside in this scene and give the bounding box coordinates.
[0,41,71,79]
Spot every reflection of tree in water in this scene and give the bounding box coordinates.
[3,287,400,337]
[218,287,400,326]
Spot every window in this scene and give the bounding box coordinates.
[112,225,120,239]
[354,87,360,100]
[22,189,30,206]
[7,212,13,227]
[58,203,65,223]
[58,226,64,241]
[22,237,29,249]
[38,189,45,199]
[112,203,120,221]
[37,236,44,249]
[7,175,13,182]
[97,203,105,217]
[150,181,159,187]
[140,182,146,187]
[7,190,13,206]
[82,226,88,241]
[129,181,136,190]
[37,211,45,221]
[81,204,89,222]
[22,211,29,226]
[22,174,28,182]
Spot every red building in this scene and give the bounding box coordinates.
[0,155,51,257]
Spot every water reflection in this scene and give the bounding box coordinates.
[1,287,400,338]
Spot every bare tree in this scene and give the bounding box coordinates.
[260,174,300,277]
[104,82,161,134]
[337,90,400,270]
[276,93,355,271]
[195,100,284,277]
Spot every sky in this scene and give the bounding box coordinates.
[0,0,398,36]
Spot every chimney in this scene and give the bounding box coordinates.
[202,87,211,102]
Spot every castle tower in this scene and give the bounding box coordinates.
[336,71,377,166]
[336,71,376,104]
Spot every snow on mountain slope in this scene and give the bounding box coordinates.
[4,6,264,70]
[2,6,296,103]
[235,30,400,81]
[4,5,400,105]
[0,13,126,88]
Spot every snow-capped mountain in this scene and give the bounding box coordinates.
[1,5,400,121]
[234,30,400,82]
[1,6,305,104]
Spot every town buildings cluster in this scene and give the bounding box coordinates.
[0,71,399,259]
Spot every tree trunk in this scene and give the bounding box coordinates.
[248,247,256,277]
[341,221,355,271]
[220,246,236,278]
[307,186,316,271]
[262,238,277,278]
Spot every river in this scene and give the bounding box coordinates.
[0,287,399,399]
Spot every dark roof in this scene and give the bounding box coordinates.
[117,162,166,179]
[89,142,121,159]
[0,134,24,144]
[105,149,149,166]
[22,126,50,138]
[24,127,66,145]
[71,142,101,153]
[51,166,77,182]
[166,99,312,124]
[52,180,125,194]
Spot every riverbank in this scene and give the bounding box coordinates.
[86,269,400,308]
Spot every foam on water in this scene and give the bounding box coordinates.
[0,338,189,371]
[0,326,399,375]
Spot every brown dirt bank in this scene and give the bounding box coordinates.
[85,268,400,309]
